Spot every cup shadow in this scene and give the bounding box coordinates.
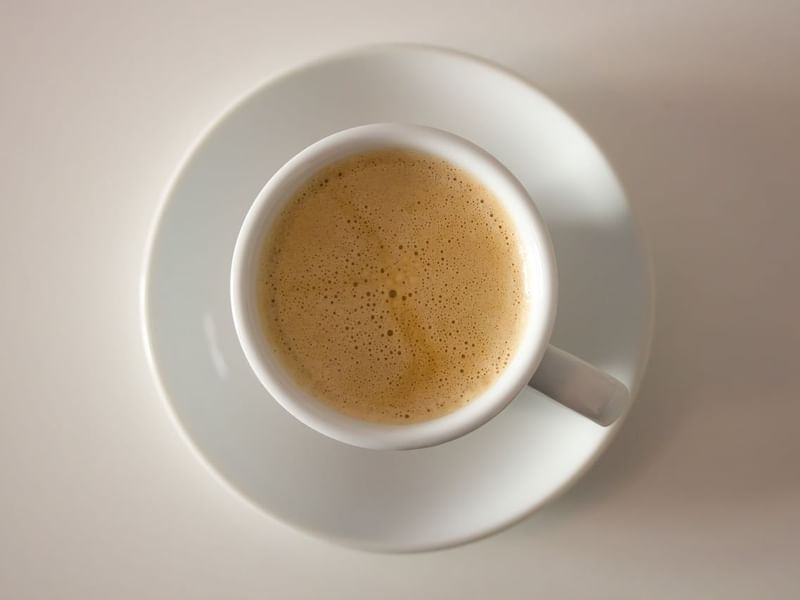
[495,207,685,544]
[540,212,677,504]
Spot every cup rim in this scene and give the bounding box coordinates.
[230,123,557,450]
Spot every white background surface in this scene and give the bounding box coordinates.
[2,1,799,598]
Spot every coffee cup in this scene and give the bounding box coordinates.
[231,123,628,450]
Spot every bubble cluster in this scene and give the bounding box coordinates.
[257,149,525,424]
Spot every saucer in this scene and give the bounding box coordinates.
[141,45,653,552]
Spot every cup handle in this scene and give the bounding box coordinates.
[528,345,629,426]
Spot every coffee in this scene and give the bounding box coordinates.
[257,149,525,424]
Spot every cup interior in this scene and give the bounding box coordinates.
[231,123,557,449]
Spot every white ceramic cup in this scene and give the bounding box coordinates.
[231,123,629,450]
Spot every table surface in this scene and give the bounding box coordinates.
[2,2,799,598]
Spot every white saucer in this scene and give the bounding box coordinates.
[141,45,653,552]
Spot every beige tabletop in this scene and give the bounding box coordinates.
[2,2,799,598]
